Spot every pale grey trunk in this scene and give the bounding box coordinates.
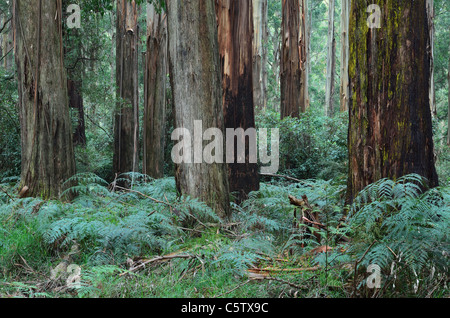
[325,0,335,116]
[14,0,75,199]
[340,0,350,112]
[252,0,268,111]
[167,0,231,218]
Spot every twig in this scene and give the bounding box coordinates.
[114,185,172,207]
[250,266,320,273]
[215,280,252,298]
[260,173,307,184]
[251,276,308,290]
[119,254,195,276]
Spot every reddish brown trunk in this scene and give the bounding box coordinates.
[217,0,259,202]
[280,0,308,118]
[347,0,438,203]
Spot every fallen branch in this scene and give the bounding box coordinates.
[249,266,321,274]
[120,254,195,276]
[260,173,308,185]
[114,185,172,207]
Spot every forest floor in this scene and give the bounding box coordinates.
[0,174,449,299]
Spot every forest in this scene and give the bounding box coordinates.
[0,0,449,300]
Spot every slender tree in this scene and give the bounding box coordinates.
[167,0,231,218]
[252,0,268,111]
[113,0,139,179]
[426,0,436,116]
[448,31,450,146]
[325,0,336,116]
[280,0,309,118]
[347,0,439,203]
[143,3,167,179]
[14,0,76,199]
[217,0,260,202]
[340,0,350,112]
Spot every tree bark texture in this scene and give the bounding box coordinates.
[252,0,268,111]
[217,0,260,202]
[167,0,231,218]
[340,0,350,112]
[143,3,167,179]
[114,0,139,178]
[280,0,308,118]
[347,0,439,203]
[325,0,336,117]
[14,0,76,199]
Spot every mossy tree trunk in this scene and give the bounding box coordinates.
[167,0,231,218]
[114,0,139,179]
[347,0,439,203]
[217,0,259,202]
[14,0,76,199]
[143,3,167,179]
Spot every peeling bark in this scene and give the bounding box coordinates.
[167,0,231,218]
[217,0,259,202]
[280,0,308,118]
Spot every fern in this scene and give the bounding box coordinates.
[348,174,449,295]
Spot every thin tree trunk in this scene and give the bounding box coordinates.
[143,3,167,179]
[280,0,308,118]
[325,0,336,117]
[448,31,450,146]
[14,0,76,199]
[340,0,350,112]
[217,0,260,202]
[114,0,139,180]
[347,0,439,203]
[427,0,436,116]
[167,0,231,218]
[68,79,86,146]
[252,0,268,111]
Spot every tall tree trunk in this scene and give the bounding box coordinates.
[143,3,167,179]
[325,0,336,117]
[68,79,86,147]
[448,31,450,146]
[426,0,436,116]
[64,21,86,148]
[340,0,350,112]
[217,0,259,202]
[347,0,439,203]
[280,0,308,118]
[167,0,231,218]
[114,0,139,179]
[252,0,268,111]
[1,4,13,71]
[14,0,76,199]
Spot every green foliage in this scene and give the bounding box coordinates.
[257,108,348,181]
[347,174,449,296]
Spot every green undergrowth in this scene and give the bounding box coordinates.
[0,173,448,298]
